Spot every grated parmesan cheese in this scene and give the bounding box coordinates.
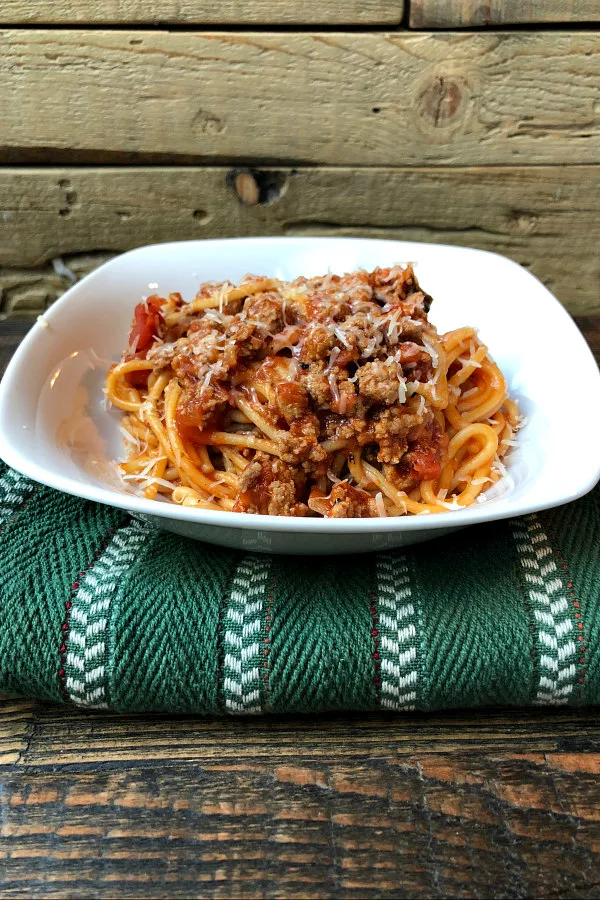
[334,326,352,349]
[326,345,341,373]
[139,400,154,422]
[119,426,141,451]
[386,308,402,343]
[121,457,170,492]
[461,386,479,399]
[421,336,439,367]
[328,371,340,405]
[458,356,482,369]
[440,499,463,511]
[491,455,508,479]
[375,492,387,517]
[141,477,175,492]
[397,376,407,404]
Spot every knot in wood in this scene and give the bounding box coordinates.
[417,76,464,128]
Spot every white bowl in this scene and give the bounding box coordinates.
[1,238,599,555]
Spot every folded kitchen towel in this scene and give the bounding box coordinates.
[1,460,598,714]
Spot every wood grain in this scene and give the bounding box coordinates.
[0,0,403,25]
[410,1,600,28]
[1,701,600,898]
[1,166,599,317]
[1,31,600,167]
[1,323,599,898]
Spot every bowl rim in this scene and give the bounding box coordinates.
[1,236,599,535]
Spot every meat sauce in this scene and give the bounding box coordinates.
[124,267,446,516]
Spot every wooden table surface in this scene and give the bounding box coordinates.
[1,317,600,899]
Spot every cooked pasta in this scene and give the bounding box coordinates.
[105,265,519,517]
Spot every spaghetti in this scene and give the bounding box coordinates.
[106,265,520,517]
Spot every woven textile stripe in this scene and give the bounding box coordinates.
[222,554,272,714]
[547,489,600,706]
[64,521,149,708]
[513,515,577,705]
[0,467,35,528]
[375,553,419,710]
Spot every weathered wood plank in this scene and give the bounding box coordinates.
[0,755,599,898]
[1,0,403,25]
[410,1,600,28]
[0,166,599,316]
[1,31,599,166]
[1,702,600,897]
[7,706,600,765]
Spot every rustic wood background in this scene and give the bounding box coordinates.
[1,3,600,897]
[0,4,599,320]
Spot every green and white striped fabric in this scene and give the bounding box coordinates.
[1,460,599,714]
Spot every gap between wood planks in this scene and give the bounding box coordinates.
[1,23,600,32]
[1,17,599,31]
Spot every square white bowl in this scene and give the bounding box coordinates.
[1,237,599,555]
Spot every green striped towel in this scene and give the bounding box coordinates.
[1,460,598,713]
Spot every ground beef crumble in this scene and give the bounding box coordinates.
[233,453,308,516]
[125,264,447,516]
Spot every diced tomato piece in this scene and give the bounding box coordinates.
[126,369,150,389]
[128,294,166,354]
[405,421,448,482]
[409,448,443,481]
[125,295,166,388]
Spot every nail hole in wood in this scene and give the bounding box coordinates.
[192,209,211,224]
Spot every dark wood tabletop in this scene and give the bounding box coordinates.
[1,317,600,900]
